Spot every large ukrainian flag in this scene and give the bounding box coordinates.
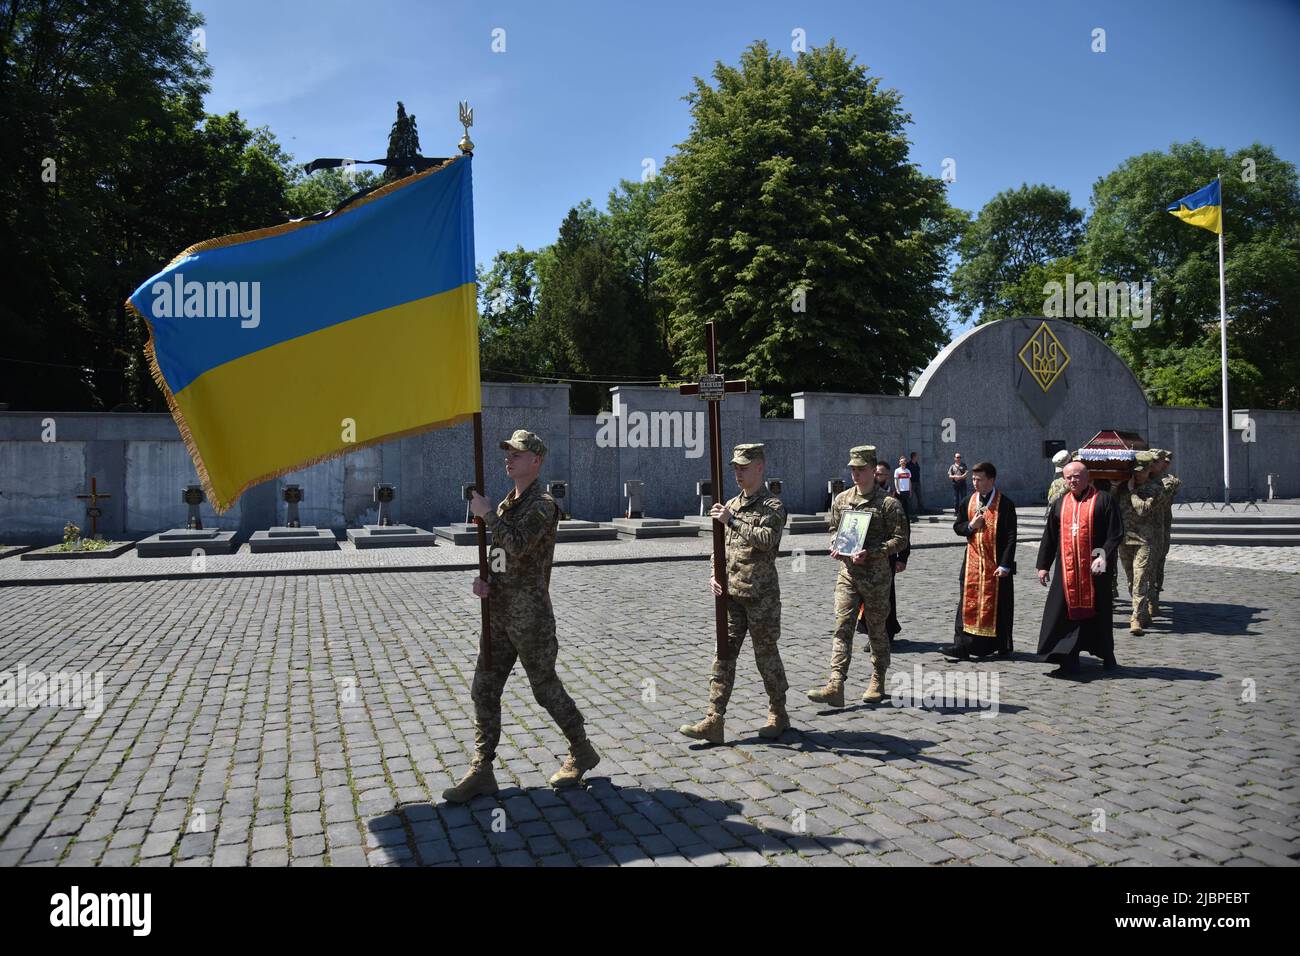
[1167,178,1223,234]
[127,155,480,513]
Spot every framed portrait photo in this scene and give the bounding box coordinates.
[832,510,872,555]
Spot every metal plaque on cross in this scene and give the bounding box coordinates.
[696,374,725,400]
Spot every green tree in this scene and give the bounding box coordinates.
[477,246,549,380]
[286,166,382,219]
[535,205,656,413]
[1142,340,1267,409]
[1084,141,1300,409]
[652,41,955,414]
[996,255,1111,338]
[113,110,298,407]
[0,0,305,411]
[606,177,672,361]
[477,188,674,408]
[381,101,420,183]
[952,184,1084,323]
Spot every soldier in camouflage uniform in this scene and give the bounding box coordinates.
[1047,449,1072,504]
[808,445,910,707]
[1149,449,1181,617]
[680,443,790,745]
[1117,450,1162,635]
[443,430,599,803]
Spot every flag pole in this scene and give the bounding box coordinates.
[473,411,491,667]
[705,323,729,660]
[459,103,489,666]
[1217,174,1230,507]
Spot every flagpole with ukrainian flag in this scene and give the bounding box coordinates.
[127,102,492,658]
[1167,176,1229,505]
[458,103,495,668]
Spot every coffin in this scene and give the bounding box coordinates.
[1076,430,1147,482]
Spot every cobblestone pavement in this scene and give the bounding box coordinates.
[0,542,1295,867]
[1156,547,1300,575]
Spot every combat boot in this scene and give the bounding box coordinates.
[1129,618,1144,636]
[679,713,725,744]
[756,706,789,739]
[807,678,845,708]
[441,758,498,803]
[549,738,601,789]
[862,669,887,704]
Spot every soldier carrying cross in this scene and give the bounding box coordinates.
[675,323,791,745]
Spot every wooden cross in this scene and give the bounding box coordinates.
[75,476,112,537]
[679,322,747,659]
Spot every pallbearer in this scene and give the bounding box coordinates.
[1117,451,1162,635]
[1150,449,1181,616]
[680,443,790,744]
[1047,449,1072,504]
[940,460,1017,660]
[808,445,909,706]
[1035,460,1124,676]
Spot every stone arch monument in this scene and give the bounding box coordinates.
[909,317,1152,504]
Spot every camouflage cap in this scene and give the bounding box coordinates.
[1051,449,1072,469]
[847,445,877,468]
[500,429,546,457]
[730,443,765,465]
[1135,450,1157,468]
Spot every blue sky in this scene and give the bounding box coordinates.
[195,0,1300,337]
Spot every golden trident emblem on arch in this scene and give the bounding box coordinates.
[1018,321,1071,392]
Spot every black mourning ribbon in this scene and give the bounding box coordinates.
[298,155,452,221]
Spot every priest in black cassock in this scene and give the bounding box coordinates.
[1035,460,1124,676]
[939,460,1017,660]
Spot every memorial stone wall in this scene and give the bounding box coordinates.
[3,319,1298,541]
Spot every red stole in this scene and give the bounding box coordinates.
[961,491,1000,636]
[1060,486,1099,620]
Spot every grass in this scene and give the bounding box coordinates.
[54,536,112,552]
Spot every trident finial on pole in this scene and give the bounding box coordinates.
[458,101,474,154]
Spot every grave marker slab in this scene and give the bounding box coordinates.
[347,523,439,549]
[248,526,338,553]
